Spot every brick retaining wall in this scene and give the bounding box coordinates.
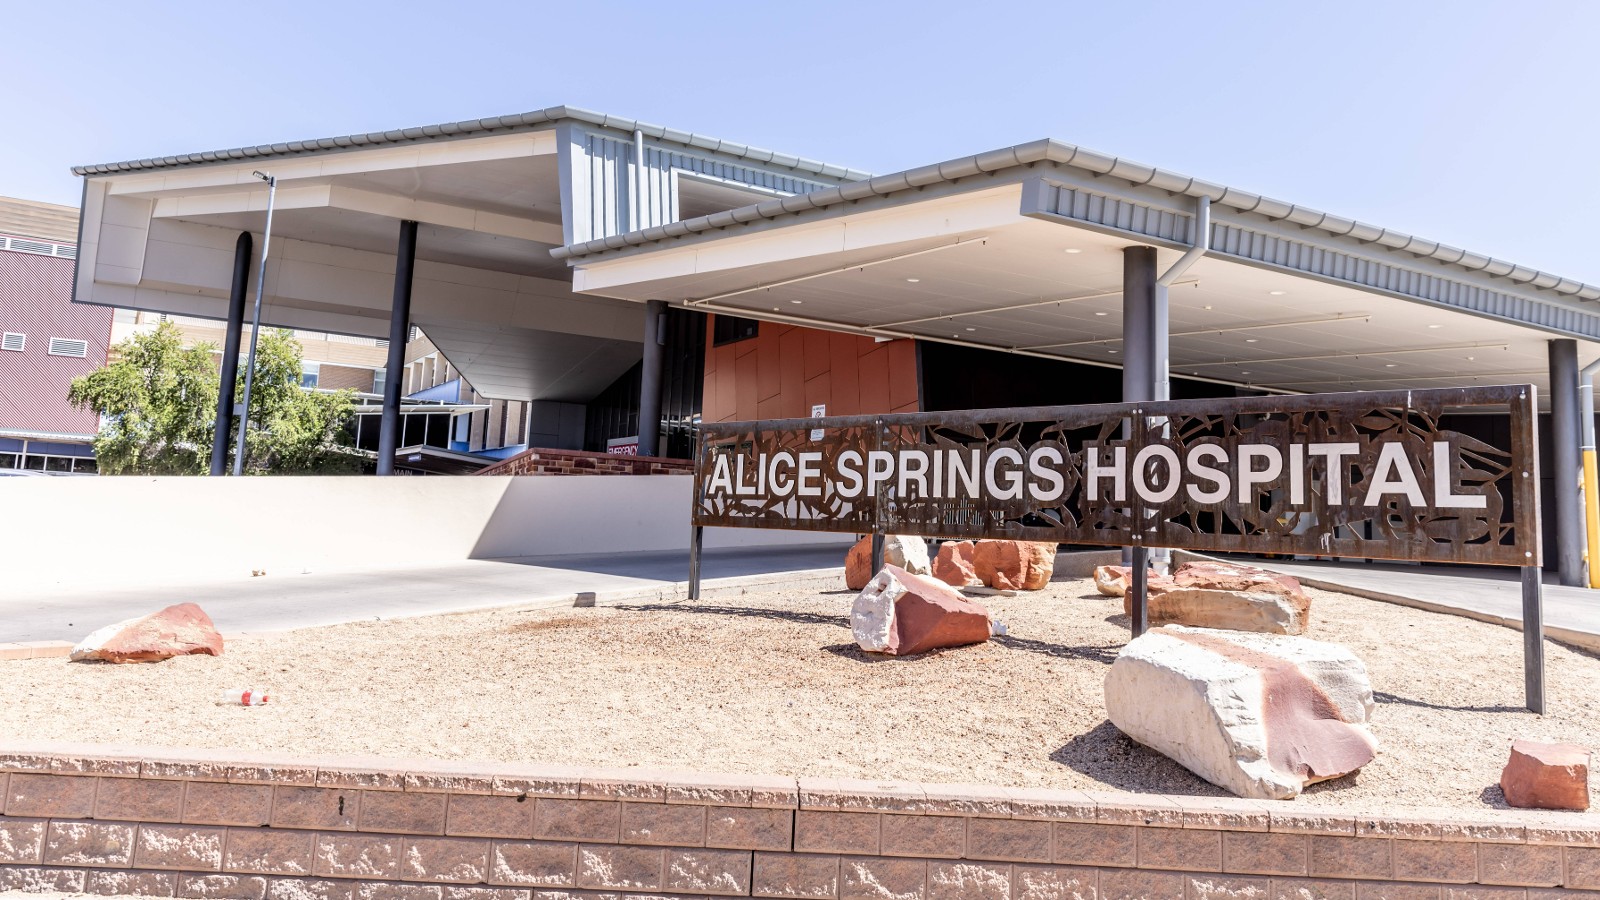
[2,742,1598,899]
[477,448,692,477]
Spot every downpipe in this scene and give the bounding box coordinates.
[1581,357,1600,587]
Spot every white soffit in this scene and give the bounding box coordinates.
[575,207,1591,401]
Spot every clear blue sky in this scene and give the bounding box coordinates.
[5,1,1597,282]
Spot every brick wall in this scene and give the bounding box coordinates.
[477,447,692,477]
[2,743,1599,899]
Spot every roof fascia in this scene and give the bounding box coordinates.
[557,138,1600,307]
[72,106,872,183]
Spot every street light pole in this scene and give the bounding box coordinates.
[231,172,277,476]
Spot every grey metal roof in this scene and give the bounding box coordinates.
[70,105,874,182]
[552,138,1600,304]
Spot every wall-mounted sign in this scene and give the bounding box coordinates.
[693,385,1540,567]
[809,404,826,441]
[607,436,639,456]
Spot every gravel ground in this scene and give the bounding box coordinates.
[2,576,1596,811]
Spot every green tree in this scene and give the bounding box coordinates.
[68,321,363,475]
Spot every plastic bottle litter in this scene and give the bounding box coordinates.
[219,688,271,706]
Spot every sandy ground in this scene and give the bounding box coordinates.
[2,576,1596,811]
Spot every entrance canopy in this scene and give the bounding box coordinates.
[558,140,1600,403]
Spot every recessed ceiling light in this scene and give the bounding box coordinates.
[1108,349,1119,354]
[1094,311,1108,316]
[1245,338,1258,343]
[772,307,779,311]
[1203,305,1213,310]
[1064,248,1082,254]
[1385,363,1398,368]
[1467,356,1475,361]
[1269,291,1287,296]
[965,327,976,332]
[1427,324,1442,329]
[1241,371,1252,375]
[791,300,803,305]
[905,278,920,283]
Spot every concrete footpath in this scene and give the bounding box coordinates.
[0,544,847,643]
[1252,558,1600,654]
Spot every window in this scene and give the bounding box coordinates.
[712,315,759,347]
[371,368,387,395]
[1,333,23,352]
[300,362,321,388]
[47,338,88,357]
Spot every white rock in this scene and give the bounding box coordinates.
[889,534,932,574]
[1104,625,1377,800]
[851,568,907,653]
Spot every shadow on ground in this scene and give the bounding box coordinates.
[1051,721,1227,797]
[1373,690,1524,715]
[612,603,849,628]
[992,634,1121,665]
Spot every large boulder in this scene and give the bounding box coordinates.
[71,603,224,664]
[852,565,992,656]
[972,540,1057,591]
[845,534,932,591]
[1173,561,1306,599]
[932,541,981,588]
[1501,740,1591,811]
[1104,625,1377,800]
[1112,562,1312,634]
[1125,586,1311,635]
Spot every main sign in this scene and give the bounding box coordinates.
[693,385,1540,567]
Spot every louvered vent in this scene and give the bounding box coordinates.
[0,236,76,258]
[1,333,24,352]
[48,338,89,358]
[375,339,390,350]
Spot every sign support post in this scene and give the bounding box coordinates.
[1522,565,1545,713]
[688,524,703,601]
[1129,546,1150,638]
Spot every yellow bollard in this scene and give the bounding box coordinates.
[1586,448,1600,588]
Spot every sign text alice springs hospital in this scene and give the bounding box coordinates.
[693,385,1541,567]
[704,438,1490,511]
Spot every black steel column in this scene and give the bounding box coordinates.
[210,231,253,476]
[1122,247,1159,566]
[1122,247,1158,407]
[376,220,418,476]
[638,299,667,457]
[1550,339,1583,585]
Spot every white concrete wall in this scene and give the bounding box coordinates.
[0,476,848,589]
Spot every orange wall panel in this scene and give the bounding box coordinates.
[857,347,890,414]
[704,316,919,423]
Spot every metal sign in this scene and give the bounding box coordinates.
[693,385,1541,568]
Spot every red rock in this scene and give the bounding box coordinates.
[1094,565,1163,597]
[1501,740,1591,810]
[851,565,992,655]
[70,603,224,664]
[1173,561,1305,599]
[972,540,1057,591]
[932,541,981,587]
[844,534,931,591]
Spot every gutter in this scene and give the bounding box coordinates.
[551,139,1600,305]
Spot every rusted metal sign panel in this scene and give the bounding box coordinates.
[693,385,1541,567]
